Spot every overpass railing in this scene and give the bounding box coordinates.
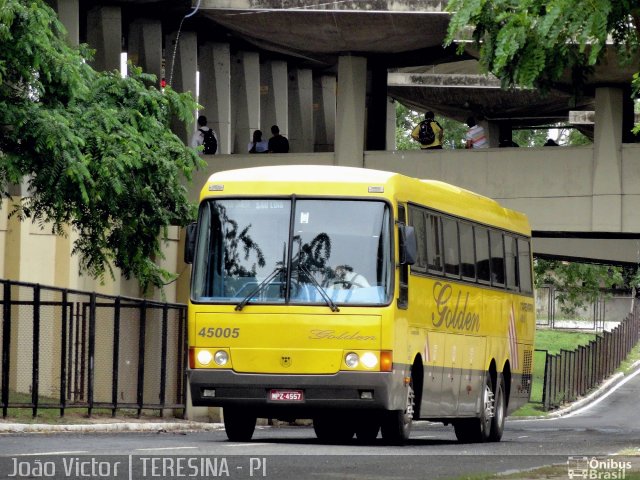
[539,303,640,411]
[0,280,187,418]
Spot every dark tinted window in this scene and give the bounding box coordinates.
[505,235,518,290]
[490,230,505,286]
[426,213,444,274]
[409,207,427,273]
[459,222,476,280]
[518,238,533,293]
[442,218,460,277]
[475,227,490,283]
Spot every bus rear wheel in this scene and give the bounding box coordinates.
[380,378,414,444]
[454,372,495,443]
[223,407,256,442]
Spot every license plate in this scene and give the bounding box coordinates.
[269,389,304,401]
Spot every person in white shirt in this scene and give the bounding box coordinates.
[190,115,218,154]
[248,129,268,153]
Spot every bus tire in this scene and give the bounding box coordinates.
[380,377,414,444]
[313,413,354,443]
[354,415,380,442]
[489,374,506,442]
[454,372,493,443]
[223,407,256,442]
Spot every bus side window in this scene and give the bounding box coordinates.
[442,217,460,277]
[518,238,533,293]
[475,227,491,284]
[489,230,505,287]
[459,222,476,280]
[398,205,409,309]
[505,235,519,291]
[409,206,427,272]
[426,213,444,275]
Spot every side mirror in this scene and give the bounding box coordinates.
[183,222,197,264]
[399,225,417,266]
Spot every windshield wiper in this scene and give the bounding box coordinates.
[235,267,284,311]
[297,264,340,312]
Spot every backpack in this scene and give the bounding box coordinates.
[199,128,217,154]
[418,120,436,145]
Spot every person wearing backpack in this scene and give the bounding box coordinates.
[411,111,444,149]
[190,115,218,155]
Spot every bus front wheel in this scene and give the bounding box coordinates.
[380,378,415,444]
[223,407,256,442]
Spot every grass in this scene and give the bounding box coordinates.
[1,390,169,424]
[512,329,597,417]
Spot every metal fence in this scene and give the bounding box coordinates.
[535,285,633,331]
[539,303,640,411]
[0,280,187,418]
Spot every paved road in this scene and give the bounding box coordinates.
[0,369,638,479]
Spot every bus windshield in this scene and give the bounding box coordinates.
[191,198,392,306]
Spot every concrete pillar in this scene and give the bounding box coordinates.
[127,19,163,87]
[288,68,314,153]
[365,65,388,151]
[485,119,500,148]
[165,31,197,145]
[386,97,397,151]
[198,43,232,154]
[592,87,623,231]
[335,55,367,167]
[313,75,336,152]
[86,6,122,72]
[260,60,289,139]
[47,0,79,46]
[231,51,260,154]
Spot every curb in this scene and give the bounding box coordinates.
[0,421,224,434]
[511,359,640,421]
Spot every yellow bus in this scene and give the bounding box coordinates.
[184,165,535,444]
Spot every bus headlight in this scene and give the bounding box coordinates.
[214,350,229,366]
[197,350,213,366]
[361,352,378,369]
[345,352,359,368]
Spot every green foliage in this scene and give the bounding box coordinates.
[534,259,624,316]
[0,0,204,292]
[445,0,640,100]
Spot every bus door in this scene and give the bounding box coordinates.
[421,330,446,416]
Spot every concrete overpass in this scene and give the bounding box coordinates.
[3,0,638,298]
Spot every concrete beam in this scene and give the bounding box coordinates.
[387,72,503,89]
[260,60,289,139]
[231,51,261,153]
[313,75,336,153]
[165,30,198,144]
[288,68,314,153]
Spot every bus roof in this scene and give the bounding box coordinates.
[201,165,530,236]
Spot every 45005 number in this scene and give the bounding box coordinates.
[197,327,240,338]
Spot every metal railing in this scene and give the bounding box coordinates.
[0,280,187,418]
[539,303,640,411]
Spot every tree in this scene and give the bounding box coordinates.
[446,0,639,91]
[0,0,203,292]
[534,259,624,317]
[445,0,640,110]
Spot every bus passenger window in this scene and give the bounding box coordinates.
[490,230,505,287]
[505,235,519,291]
[475,227,490,284]
[426,214,444,274]
[409,207,427,272]
[518,238,533,293]
[442,218,460,277]
[459,222,476,280]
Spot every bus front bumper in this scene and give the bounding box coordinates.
[188,368,409,413]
